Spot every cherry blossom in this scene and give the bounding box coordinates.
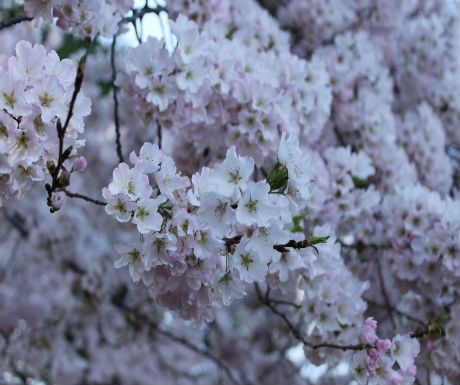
[1,1,460,384]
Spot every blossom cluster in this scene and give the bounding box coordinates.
[2,0,460,384]
[103,136,337,321]
[298,227,368,367]
[117,11,331,169]
[381,184,460,300]
[0,40,90,205]
[398,102,453,195]
[24,0,134,38]
[321,146,380,228]
[352,317,420,385]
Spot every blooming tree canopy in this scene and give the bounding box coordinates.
[1,0,460,384]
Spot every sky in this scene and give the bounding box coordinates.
[119,0,175,51]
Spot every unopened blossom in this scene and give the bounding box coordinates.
[72,156,87,172]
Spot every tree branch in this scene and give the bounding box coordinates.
[365,298,426,326]
[0,15,32,31]
[120,5,168,26]
[111,34,124,163]
[255,283,363,351]
[45,36,98,212]
[63,189,106,206]
[118,302,249,385]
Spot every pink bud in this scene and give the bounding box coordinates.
[365,356,377,375]
[369,348,380,359]
[377,338,392,352]
[361,323,378,344]
[387,369,403,385]
[73,156,87,172]
[405,365,417,377]
[365,317,378,330]
[51,191,65,210]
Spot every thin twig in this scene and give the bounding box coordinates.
[0,235,21,282]
[377,259,397,329]
[333,125,347,147]
[154,327,246,385]
[131,18,142,44]
[269,298,301,309]
[63,189,106,206]
[111,34,124,163]
[2,209,29,238]
[119,303,247,385]
[156,119,162,149]
[46,36,98,211]
[223,235,327,253]
[62,37,97,133]
[254,284,363,351]
[0,15,33,31]
[365,298,425,325]
[120,5,168,25]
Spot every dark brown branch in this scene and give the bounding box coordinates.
[273,236,328,253]
[224,235,327,254]
[63,189,106,206]
[0,15,32,31]
[111,34,124,163]
[156,119,162,149]
[224,235,243,250]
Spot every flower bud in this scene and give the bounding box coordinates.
[47,160,56,174]
[58,171,71,187]
[405,365,417,377]
[73,156,87,172]
[377,338,392,352]
[51,191,65,210]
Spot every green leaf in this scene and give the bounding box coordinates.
[306,235,330,246]
[435,307,446,324]
[352,176,369,189]
[306,235,329,255]
[57,33,90,59]
[292,214,304,233]
[267,162,288,193]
